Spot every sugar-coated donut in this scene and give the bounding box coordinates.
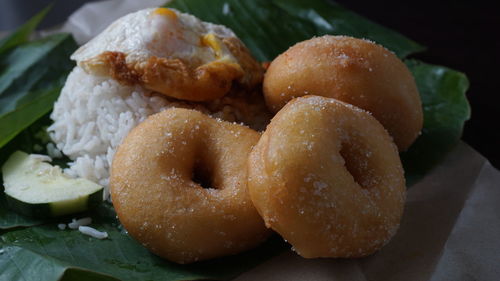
[110,108,270,264]
[263,35,423,151]
[248,96,406,258]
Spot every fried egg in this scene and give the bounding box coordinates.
[72,8,263,101]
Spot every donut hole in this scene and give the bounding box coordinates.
[192,160,214,189]
[339,141,373,189]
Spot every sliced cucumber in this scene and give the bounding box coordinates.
[2,151,103,218]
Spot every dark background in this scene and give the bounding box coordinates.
[1,0,499,169]
[335,0,500,169]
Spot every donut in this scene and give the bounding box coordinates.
[247,96,406,258]
[263,35,423,151]
[110,108,270,264]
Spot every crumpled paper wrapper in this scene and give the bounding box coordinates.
[236,143,500,281]
[62,1,500,280]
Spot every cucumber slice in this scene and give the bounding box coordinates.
[2,151,103,218]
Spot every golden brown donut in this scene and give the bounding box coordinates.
[248,96,406,258]
[263,35,423,151]
[110,108,270,264]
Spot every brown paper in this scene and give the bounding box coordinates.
[236,143,499,280]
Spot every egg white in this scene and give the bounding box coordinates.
[71,8,238,67]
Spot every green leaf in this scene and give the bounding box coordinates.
[0,5,52,54]
[0,195,44,230]
[0,33,77,149]
[270,0,424,58]
[0,222,285,281]
[0,6,76,230]
[166,0,424,60]
[402,60,470,185]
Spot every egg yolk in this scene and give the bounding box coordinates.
[153,8,178,20]
[201,33,223,58]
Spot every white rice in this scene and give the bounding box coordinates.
[46,142,63,158]
[29,154,52,162]
[68,217,92,229]
[78,226,109,239]
[48,66,268,201]
[48,66,174,198]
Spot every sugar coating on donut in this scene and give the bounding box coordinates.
[248,95,406,258]
[263,35,423,151]
[110,108,270,264]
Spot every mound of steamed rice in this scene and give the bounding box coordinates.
[48,67,177,198]
[49,66,270,200]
